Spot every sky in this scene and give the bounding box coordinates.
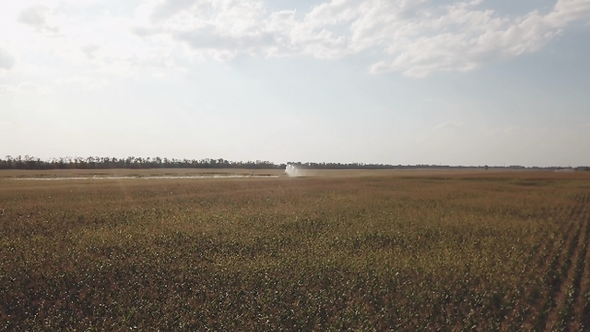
[1,0,590,167]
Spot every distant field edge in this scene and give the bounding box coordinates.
[2,168,590,180]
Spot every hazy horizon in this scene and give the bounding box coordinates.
[2,0,590,167]
[1,154,587,169]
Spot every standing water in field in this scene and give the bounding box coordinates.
[285,164,301,177]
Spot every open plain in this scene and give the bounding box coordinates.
[1,169,590,330]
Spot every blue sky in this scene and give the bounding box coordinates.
[1,0,589,166]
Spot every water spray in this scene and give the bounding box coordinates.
[285,164,301,177]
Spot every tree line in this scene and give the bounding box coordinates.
[0,155,435,170]
[0,155,281,170]
[0,155,588,171]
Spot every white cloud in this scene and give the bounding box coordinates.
[150,0,198,22]
[364,1,561,76]
[0,47,16,70]
[80,44,101,59]
[17,5,60,36]
[0,82,52,95]
[0,84,16,95]
[135,0,286,60]
[3,0,590,78]
[53,76,109,91]
[128,0,590,76]
[546,0,590,26]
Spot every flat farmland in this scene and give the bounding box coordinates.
[1,170,590,331]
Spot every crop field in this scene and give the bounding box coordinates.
[1,170,590,331]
